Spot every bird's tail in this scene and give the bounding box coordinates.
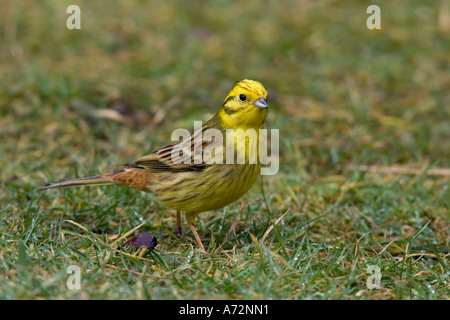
[37,173,116,191]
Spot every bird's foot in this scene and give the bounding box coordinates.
[172,225,184,239]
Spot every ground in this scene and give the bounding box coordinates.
[0,0,448,299]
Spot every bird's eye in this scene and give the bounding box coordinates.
[239,94,247,102]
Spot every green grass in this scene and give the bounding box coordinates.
[0,0,449,299]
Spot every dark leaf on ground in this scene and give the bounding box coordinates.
[123,232,158,249]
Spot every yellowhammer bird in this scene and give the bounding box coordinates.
[38,79,269,251]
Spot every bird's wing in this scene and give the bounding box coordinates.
[123,126,221,172]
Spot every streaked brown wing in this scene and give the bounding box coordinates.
[123,127,215,172]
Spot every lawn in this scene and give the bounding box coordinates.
[0,0,448,300]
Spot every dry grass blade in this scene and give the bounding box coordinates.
[260,208,290,243]
[104,264,172,279]
[347,165,450,176]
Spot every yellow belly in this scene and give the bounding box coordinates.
[151,163,261,214]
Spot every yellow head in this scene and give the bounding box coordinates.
[218,79,269,129]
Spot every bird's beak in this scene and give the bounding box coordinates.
[253,96,269,109]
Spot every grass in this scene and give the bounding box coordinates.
[0,0,449,299]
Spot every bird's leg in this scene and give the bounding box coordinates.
[172,210,184,238]
[184,212,207,252]
[188,221,206,252]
